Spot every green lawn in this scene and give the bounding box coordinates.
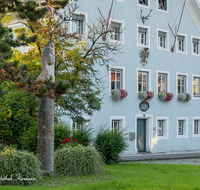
[1,163,200,190]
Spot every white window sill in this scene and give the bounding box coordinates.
[157,136,169,140]
[137,4,150,9]
[137,44,150,49]
[192,97,200,100]
[176,51,187,55]
[192,53,200,57]
[177,135,188,139]
[193,134,200,138]
[115,0,124,2]
[157,9,168,14]
[109,39,124,44]
[157,47,169,52]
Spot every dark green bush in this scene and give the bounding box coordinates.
[22,121,71,153]
[0,148,42,185]
[54,145,105,176]
[0,86,38,149]
[72,124,94,147]
[94,126,128,164]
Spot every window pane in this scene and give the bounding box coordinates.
[138,83,142,92]
[138,73,142,83]
[116,72,121,81]
[181,86,185,93]
[143,74,147,82]
[116,81,121,89]
[143,82,147,91]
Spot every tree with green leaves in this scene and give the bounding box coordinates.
[0,0,122,171]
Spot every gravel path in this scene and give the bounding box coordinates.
[133,158,200,165]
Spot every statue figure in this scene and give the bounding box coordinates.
[37,40,55,82]
[140,47,149,66]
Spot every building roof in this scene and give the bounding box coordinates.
[186,0,200,31]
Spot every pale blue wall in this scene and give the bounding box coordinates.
[63,0,200,154]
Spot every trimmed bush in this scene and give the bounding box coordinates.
[111,89,121,101]
[54,145,105,176]
[0,148,42,185]
[22,121,71,153]
[94,126,128,164]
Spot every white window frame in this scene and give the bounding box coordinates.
[137,0,150,9]
[70,116,89,132]
[176,72,188,98]
[109,65,125,96]
[115,0,124,2]
[110,116,125,132]
[69,11,88,37]
[156,28,169,51]
[191,35,200,56]
[157,0,169,13]
[136,68,151,95]
[109,19,124,44]
[176,33,187,55]
[156,116,169,140]
[193,117,200,137]
[156,70,170,97]
[177,117,188,139]
[192,74,200,100]
[137,24,150,48]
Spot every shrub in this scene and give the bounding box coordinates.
[111,89,121,101]
[22,121,71,153]
[94,126,128,164]
[71,125,93,147]
[54,145,105,176]
[57,137,81,149]
[21,126,38,154]
[0,148,42,185]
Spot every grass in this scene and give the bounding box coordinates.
[1,162,200,190]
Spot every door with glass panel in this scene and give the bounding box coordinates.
[137,119,146,152]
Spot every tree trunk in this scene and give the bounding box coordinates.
[37,97,54,171]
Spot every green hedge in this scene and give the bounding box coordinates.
[54,145,105,176]
[94,126,128,164]
[0,148,42,185]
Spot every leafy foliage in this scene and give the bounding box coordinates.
[0,149,42,185]
[22,121,71,153]
[54,145,105,176]
[71,124,94,147]
[94,126,128,164]
[0,83,38,149]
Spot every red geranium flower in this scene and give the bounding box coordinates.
[62,141,65,144]
[74,138,77,141]
[70,136,72,138]
[59,144,61,146]
[80,142,82,144]
[73,141,75,143]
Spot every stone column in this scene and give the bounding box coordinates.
[37,97,54,171]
